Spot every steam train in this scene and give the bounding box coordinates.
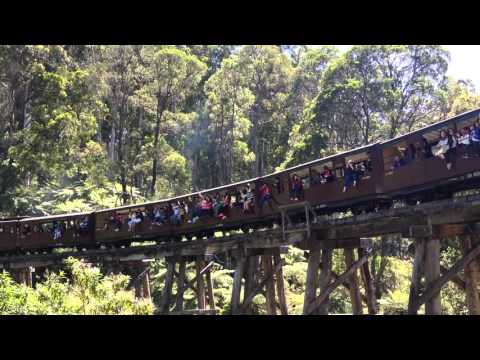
[2,108,480,254]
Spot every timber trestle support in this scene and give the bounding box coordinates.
[303,239,376,315]
[159,255,218,315]
[2,195,480,314]
[230,247,289,315]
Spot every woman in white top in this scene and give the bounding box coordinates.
[434,130,453,170]
[458,127,471,158]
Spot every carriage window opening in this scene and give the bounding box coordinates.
[311,162,335,185]
[346,152,372,177]
[291,168,310,190]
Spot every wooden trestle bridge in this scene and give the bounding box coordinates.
[2,195,480,315]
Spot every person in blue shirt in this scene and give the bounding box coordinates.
[343,160,358,192]
[391,155,406,171]
[471,121,480,156]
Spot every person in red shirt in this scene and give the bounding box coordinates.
[200,194,213,217]
[259,182,273,208]
[321,165,334,183]
[290,174,303,201]
[217,193,231,220]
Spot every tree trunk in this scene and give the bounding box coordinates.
[150,95,168,196]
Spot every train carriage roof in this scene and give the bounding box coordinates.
[19,212,92,223]
[0,216,29,221]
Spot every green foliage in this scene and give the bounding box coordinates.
[0,258,153,315]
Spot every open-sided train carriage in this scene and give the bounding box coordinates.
[17,212,93,251]
[380,108,480,203]
[2,108,480,253]
[273,143,383,214]
[0,220,20,253]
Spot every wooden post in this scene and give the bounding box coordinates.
[205,268,216,310]
[196,257,206,310]
[317,247,333,315]
[306,255,368,315]
[408,238,425,314]
[133,263,146,299]
[231,256,246,315]
[424,238,441,315]
[243,256,257,315]
[262,255,277,315]
[175,258,187,311]
[273,249,288,315]
[25,267,33,288]
[344,248,363,315]
[303,249,320,314]
[142,268,151,300]
[358,248,376,315]
[159,257,175,314]
[460,235,480,315]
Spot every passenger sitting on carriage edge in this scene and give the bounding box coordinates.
[216,194,231,220]
[259,182,273,208]
[321,165,334,183]
[52,221,62,240]
[153,206,166,224]
[188,196,202,224]
[457,127,471,158]
[79,217,89,235]
[448,128,458,153]
[343,160,358,192]
[434,130,454,170]
[355,162,366,176]
[243,185,255,213]
[113,213,123,231]
[200,194,213,217]
[128,211,141,231]
[391,154,406,171]
[213,193,224,218]
[290,174,303,201]
[170,202,182,225]
[470,123,480,156]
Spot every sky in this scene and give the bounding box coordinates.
[334,45,480,91]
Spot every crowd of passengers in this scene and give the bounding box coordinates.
[303,159,372,194]
[107,183,275,231]
[0,216,92,242]
[390,119,480,171]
